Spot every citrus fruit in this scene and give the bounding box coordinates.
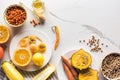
[28,35,37,44]
[33,0,43,9]
[19,38,28,47]
[29,44,38,53]
[32,52,44,66]
[0,46,4,60]
[12,48,32,67]
[71,49,92,70]
[38,42,46,53]
[0,25,10,44]
[78,68,98,80]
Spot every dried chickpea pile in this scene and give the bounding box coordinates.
[6,6,26,25]
[79,35,108,53]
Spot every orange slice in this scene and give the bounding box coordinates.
[0,25,10,44]
[12,48,32,67]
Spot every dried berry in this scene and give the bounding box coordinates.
[6,6,26,25]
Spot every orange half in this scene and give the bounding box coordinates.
[0,25,10,44]
[12,48,32,67]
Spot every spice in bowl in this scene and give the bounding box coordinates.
[4,4,27,27]
[101,53,120,79]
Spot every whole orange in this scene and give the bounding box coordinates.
[0,46,4,60]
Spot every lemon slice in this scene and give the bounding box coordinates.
[71,49,92,70]
[12,48,32,67]
[0,25,10,44]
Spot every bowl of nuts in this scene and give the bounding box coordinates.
[4,4,27,27]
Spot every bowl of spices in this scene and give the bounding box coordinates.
[4,4,27,27]
[101,53,120,80]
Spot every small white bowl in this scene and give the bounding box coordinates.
[4,4,27,27]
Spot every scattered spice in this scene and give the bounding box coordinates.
[39,15,45,24]
[30,19,40,27]
[106,45,108,47]
[79,40,81,43]
[101,53,120,79]
[79,35,108,53]
[101,43,104,46]
[83,40,85,42]
[30,21,32,23]
[87,43,88,45]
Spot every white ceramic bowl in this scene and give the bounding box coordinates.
[101,53,120,80]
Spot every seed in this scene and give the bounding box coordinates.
[79,35,108,53]
[106,45,108,47]
[83,40,85,42]
[101,43,104,45]
[94,44,96,46]
[79,40,81,43]
[30,21,32,23]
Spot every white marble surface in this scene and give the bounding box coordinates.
[1,0,120,45]
[0,0,120,80]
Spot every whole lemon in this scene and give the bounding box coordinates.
[32,53,44,66]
